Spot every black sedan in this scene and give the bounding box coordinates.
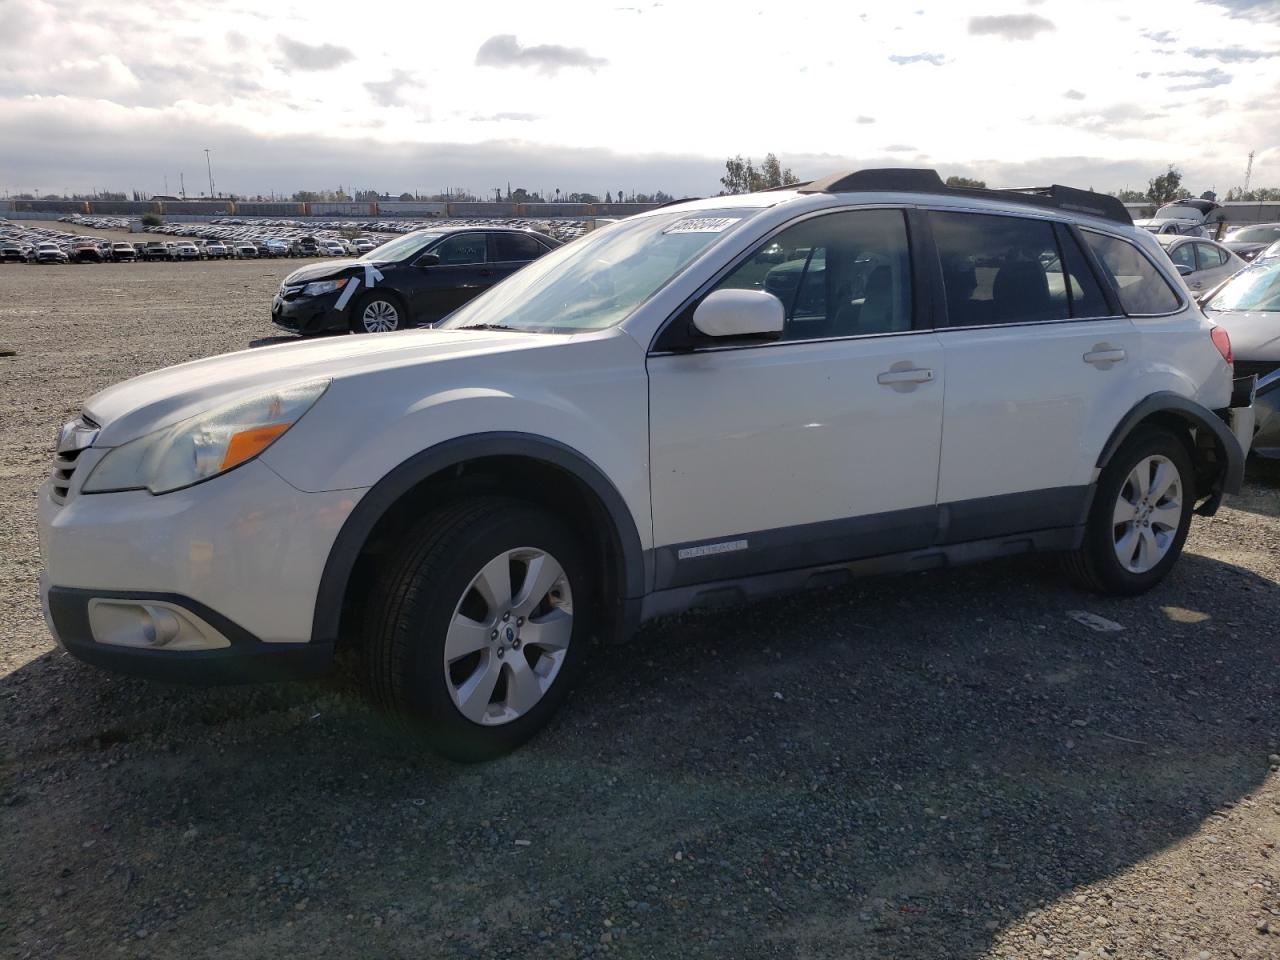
[271,227,561,335]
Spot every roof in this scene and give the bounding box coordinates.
[796,168,1131,225]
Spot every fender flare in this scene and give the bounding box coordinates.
[311,432,646,645]
[1096,392,1244,509]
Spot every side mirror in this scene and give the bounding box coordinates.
[416,253,440,268]
[692,288,785,339]
[1175,263,1194,277]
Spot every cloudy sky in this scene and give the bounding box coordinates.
[1,0,1278,199]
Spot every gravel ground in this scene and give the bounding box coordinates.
[1,260,1278,960]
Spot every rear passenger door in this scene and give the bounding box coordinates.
[1191,241,1234,292]
[930,211,1143,542]
[489,232,551,285]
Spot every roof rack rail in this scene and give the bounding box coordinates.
[795,168,1132,225]
[760,181,813,192]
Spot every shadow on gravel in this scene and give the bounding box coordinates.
[2,551,1277,959]
[248,335,305,349]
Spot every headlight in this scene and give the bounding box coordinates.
[302,278,348,297]
[82,380,329,495]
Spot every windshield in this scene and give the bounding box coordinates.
[439,208,761,333]
[360,231,440,263]
[1207,261,1280,313]
[1228,225,1280,244]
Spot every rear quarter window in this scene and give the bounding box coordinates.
[1081,231,1183,316]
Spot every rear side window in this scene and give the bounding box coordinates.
[492,232,547,262]
[1194,242,1226,269]
[712,208,913,340]
[931,212,1068,326]
[1081,231,1182,315]
[1054,227,1112,318]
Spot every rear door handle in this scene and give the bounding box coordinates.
[1083,348,1126,366]
[877,367,934,385]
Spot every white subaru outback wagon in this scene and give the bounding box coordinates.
[40,169,1251,760]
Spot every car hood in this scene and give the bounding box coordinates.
[282,258,381,283]
[1224,241,1267,254]
[1205,309,1280,360]
[85,328,566,446]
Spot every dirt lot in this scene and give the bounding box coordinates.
[1,260,1278,960]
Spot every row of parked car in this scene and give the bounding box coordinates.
[0,221,389,264]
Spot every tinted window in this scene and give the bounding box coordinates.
[1194,242,1226,269]
[432,233,487,265]
[713,209,912,340]
[1082,231,1182,315]
[1054,227,1112,318]
[493,232,547,262]
[932,212,1068,326]
[1166,241,1196,271]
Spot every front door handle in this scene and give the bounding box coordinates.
[877,367,934,385]
[1083,347,1126,366]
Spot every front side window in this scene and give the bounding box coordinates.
[1166,241,1196,272]
[932,212,1068,326]
[433,234,487,265]
[710,209,913,340]
[1082,231,1183,315]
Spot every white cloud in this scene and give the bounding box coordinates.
[1,0,1279,197]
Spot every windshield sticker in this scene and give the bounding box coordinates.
[663,217,742,235]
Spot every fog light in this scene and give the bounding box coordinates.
[87,599,230,651]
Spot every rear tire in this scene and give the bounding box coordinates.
[1064,427,1195,595]
[363,497,593,762]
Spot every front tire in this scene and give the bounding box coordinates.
[1065,426,1195,595]
[350,292,404,334]
[363,498,593,761]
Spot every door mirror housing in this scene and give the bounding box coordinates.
[1174,263,1194,277]
[692,289,785,340]
[415,252,440,268]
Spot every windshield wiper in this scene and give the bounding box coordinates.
[455,323,525,332]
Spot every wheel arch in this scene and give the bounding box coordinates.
[1096,391,1244,514]
[312,432,646,649]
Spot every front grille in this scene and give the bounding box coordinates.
[51,414,99,504]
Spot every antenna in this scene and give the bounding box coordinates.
[1244,150,1255,193]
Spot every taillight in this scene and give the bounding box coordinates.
[1211,326,1233,366]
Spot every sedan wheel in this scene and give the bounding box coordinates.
[358,297,401,333]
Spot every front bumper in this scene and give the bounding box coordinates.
[38,457,366,684]
[271,289,346,335]
[42,581,333,684]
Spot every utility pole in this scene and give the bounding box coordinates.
[164,175,169,196]
[1244,150,1255,194]
[180,172,186,199]
[204,148,215,199]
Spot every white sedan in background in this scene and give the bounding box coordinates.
[1156,234,1244,295]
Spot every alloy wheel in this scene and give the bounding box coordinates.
[1112,454,1183,574]
[443,547,574,726]
[361,299,400,333]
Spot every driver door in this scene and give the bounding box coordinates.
[410,232,491,323]
[646,208,944,590]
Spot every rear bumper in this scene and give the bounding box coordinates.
[43,582,333,684]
